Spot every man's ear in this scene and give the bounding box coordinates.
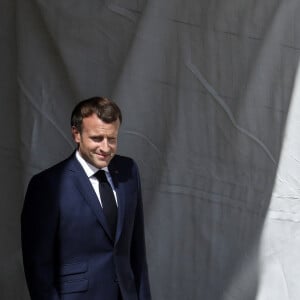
[71,126,81,143]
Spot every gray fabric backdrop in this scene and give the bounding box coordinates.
[1,0,300,299]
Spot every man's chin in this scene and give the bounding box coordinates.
[95,158,111,168]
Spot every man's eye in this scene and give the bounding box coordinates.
[91,137,103,142]
[108,138,116,144]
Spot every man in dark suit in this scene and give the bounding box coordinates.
[21,97,151,300]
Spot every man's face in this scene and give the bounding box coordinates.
[72,113,120,168]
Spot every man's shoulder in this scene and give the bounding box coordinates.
[31,153,76,180]
[109,155,141,182]
[111,154,134,164]
[110,154,140,174]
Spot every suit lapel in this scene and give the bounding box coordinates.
[67,154,114,242]
[109,160,125,245]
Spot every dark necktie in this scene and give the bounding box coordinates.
[94,170,118,238]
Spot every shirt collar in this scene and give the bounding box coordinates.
[75,150,109,177]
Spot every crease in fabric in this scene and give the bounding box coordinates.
[185,60,276,164]
[105,0,138,22]
[122,129,163,156]
[18,77,73,148]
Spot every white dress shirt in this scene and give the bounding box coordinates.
[75,151,118,207]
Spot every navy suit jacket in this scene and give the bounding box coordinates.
[21,153,151,300]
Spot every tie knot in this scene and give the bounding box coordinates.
[94,170,108,183]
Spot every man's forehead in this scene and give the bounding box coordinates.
[82,117,119,133]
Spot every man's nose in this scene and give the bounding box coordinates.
[100,138,109,152]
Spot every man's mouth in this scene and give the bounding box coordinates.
[96,152,110,159]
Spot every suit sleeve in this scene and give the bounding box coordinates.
[130,162,152,300]
[21,174,60,300]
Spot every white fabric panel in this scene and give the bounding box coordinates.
[257,67,300,300]
[1,0,300,299]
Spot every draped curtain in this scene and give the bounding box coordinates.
[1,0,300,299]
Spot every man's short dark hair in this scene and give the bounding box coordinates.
[71,97,122,132]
